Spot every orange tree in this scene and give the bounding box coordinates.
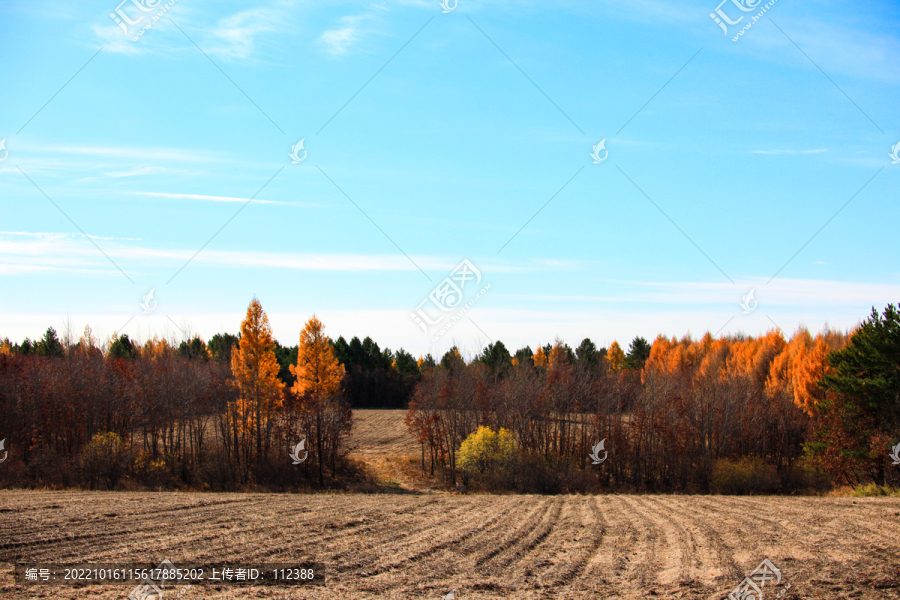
[290,316,349,485]
[229,298,284,480]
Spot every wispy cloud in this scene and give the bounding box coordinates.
[756,16,900,84]
[91,24,141,55]
[0,232,445,274]
[132,191,304,206]
[502,277,900,309]
[104,167,180,178]
[0,231,141,241]
[207,8,278,58]
[39,145,223,162]
[318,15,370,56]
[749,149,828,155]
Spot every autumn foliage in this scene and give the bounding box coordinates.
[0,303,354,491]
[226,298,284,478]
[407,326,862,493]
[3,302,898,494]
[289,316,351,486]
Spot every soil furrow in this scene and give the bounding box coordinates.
[3,492,900,600]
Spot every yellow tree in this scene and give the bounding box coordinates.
[607,341,625,372]
[548,339,570,372]
[230,298,284,475]
[533,346,548,369]
[792,335,833,416]
[290,315,347,485]
[291,316,344,398]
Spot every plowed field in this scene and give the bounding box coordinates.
[2,491,899,599]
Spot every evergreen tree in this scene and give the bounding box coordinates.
[177,336,208,361]
[36,327,64,357]
[576,338,598,366]
[392,348,421,381]
[514,346,534,368]
[108,334,137,359]
[814,305,900,484]
[273,341,299,387]
[208,332,240,363]
[440,346,465,372]
[478,341,512,377]
[625,336,651,370]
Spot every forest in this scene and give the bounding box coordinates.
[0,301,898,494]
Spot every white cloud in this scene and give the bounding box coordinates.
[91,24,141,55]
[208,9,277,58]
[38,144,221,162]
[320,28,356,55]
[318,15,370,56]
[103,167,180,178]
[749,149,828,155]
[132,191,297,206]
[499,277,900,315]
[0,232,447,274]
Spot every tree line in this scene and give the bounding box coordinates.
[407,305,900,493]
[0,300,366,490]
[1,302,897,493]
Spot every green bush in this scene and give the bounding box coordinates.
[710,457,779,495]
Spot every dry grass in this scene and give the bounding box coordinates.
[347,409,441,491]
[348,409,420,458]
[1,491,899,599]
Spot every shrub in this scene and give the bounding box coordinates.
[851,483,900,497]
[456,426,518,490]
[710,457,779,495]
[131,451,172,488]
[517,452,563,494]
[80,432,131,490]
[779,460,832,494]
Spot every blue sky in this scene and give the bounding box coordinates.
[1,0,898,357]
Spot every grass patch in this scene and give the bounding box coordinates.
[850,483,900,497]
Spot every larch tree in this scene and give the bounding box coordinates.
[290,315,348,485]
[607,341,625,372]
[230,298,284,478]
[533,346,548,369]
[792,336,832,416]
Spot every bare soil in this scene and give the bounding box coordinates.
[1,410,898,599]
[2,492,899,599]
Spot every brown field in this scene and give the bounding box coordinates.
[349,410,419,459]
[348,409,431,491]
[2,491,899,599]
[1,410,898,599]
